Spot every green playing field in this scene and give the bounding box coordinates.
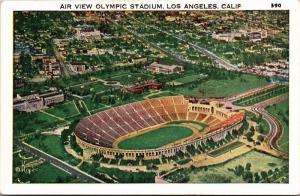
[117,125,193,150]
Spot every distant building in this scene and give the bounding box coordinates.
[44,63,61,78]
[212,32,244,42]
[147,62,184,74]
[13,53,21,64]
[41,91,65,106]
[123,80,162,94]
[31,53,48,62]
[241,60,288,80]
[212,29,267,42]
[73,12,106,23]
[70,63,86,73]
[74,25,101,41]
[41,56,59,76]
[165,16,177,22]
[248,30,268,42]
[132,57,147,64]
[13,90,64,112]
[42,56,57,64]
[14,79,25,88]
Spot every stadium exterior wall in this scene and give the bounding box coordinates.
[75,121,243,160]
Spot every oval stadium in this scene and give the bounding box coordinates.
[74,96,245,160]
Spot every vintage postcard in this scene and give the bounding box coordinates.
[0,0,299,195]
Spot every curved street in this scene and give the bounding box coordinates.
[227,84,288,159]
[250,94,288,159]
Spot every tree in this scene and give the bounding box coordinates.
[268,169,273,176]
[235,165,244,176]
[136,154,144,162]
[257,135,265,142]
[261,171,268,181]
[92,154,102,162]
[256,125,263,134]
[70,134,83,154]
[176,151,184,158]
[190,165,196,170]
[115,153,124,160]
[56,176,64,183]
[254,172,260,183]
[61,120,79,145]
[232,129,239,137]
[246,162,252,171]
[20,52,33,76]
[243,171,253,183]
[246,131,254,142]
[225,132,233,141]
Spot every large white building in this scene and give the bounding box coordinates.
[147,62,184,74]
[212,32,244,42]
[212,29,268,42]
[13,90,64,112]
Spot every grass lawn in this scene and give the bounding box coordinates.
[260,119,270,135]
[45,101,80,119]
[246,111,270,135]
[118,126,193,149]
[147,91,179,99]
[27,135,81,166]
[13,111,67,136]
[168,74,207,86]
[186,150,287,183]
[208,141,245,157]
[28,135,67,159]
[172,74,269,98]
[90,106,111,114]
[69,81,107,95]
[110,73,153,85]
[216,150,287,174]
[82,98,108,112]
[31,163,73,183]
[266,99,289,152]
[93,70,131,80]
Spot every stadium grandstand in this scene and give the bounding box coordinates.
[74,96,245,160]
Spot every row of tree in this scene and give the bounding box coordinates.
[229,163,288,183]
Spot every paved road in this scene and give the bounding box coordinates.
[16,141,105,183]
[250,94,288,159]
[224,83,288,159]
[52,44,71,78]
[107,18,204,65]
[125,27,194,65]
[131,18,238,70]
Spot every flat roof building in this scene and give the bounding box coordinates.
[123,80,162,94]
[147,62,184,74]
[74,25,102,41]
[70,63,86,73]
[13,90,64,112]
